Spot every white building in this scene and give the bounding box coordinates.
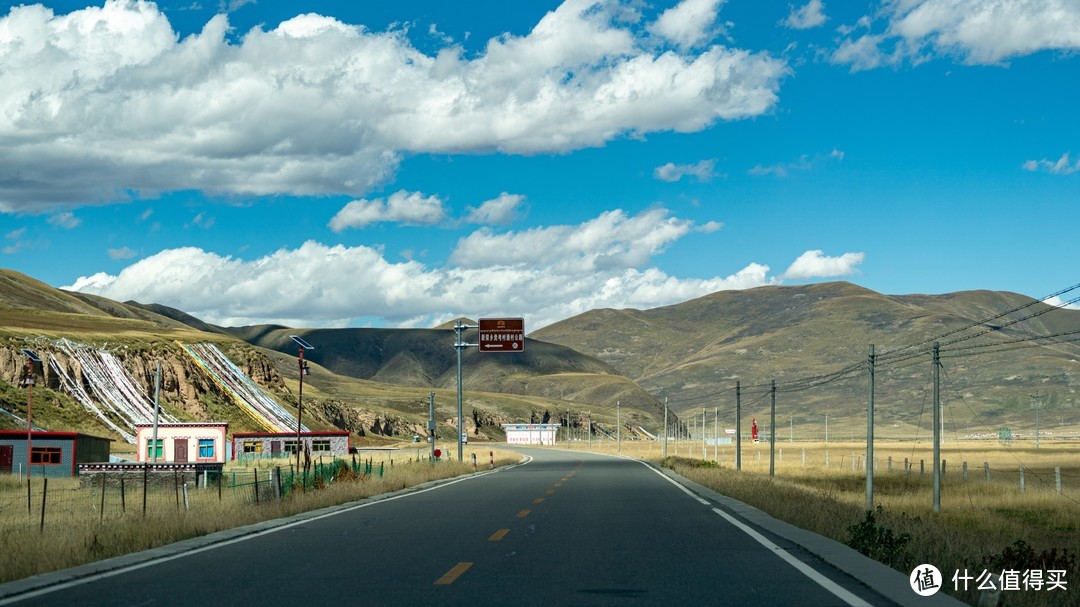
[502,423,561,446]
[135,423,228,464]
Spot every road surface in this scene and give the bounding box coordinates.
[2,448,921,606]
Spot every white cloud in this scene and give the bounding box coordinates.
[781,249,864,280]
[654,159,717,182]
[1023,153,1080,175]
[783,1,827,30]
[749,149,843,177]
[1045,295,1080,310]
[833,0,1080,70]
[47,212,81,229]
[649,0,725,49]
[0,0,786,213]
[64,209,774,328]
[187,212,215,229]
[463,193,525,225]
[107,246,137,260]
[329,190,447,231]
[451,208,703,272]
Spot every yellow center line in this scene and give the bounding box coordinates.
[434,562,473,586]
[555,482,562,487]
[546,489,555,494]
[517,509,531,518]
[489,528,510,541]
[534,497,545,504]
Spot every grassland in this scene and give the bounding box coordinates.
[0,446,520,584]
[572,437,1078,606]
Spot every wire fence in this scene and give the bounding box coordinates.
[0,454,401,533]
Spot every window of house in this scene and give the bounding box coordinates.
[242,441,262,454]
[145,439,163,460]
[198,439,215,459]
[284,440,298,454]
[30,447,62,465]
[311,439,331,452]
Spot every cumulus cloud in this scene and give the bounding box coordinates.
[781,249,864,280]
[328,190,447,231]
[0,0,786,213]
[654,159,717,182]
[463,193,525,225]
[1023,153,1080,175]
[64,209,774,328]
[783,0,827,30]
[1045,295,1080,310]
[649,0,725,49]
[451,208,706,272]
[833,0,1080,70]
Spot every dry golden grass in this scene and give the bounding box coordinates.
[0,446,519,584]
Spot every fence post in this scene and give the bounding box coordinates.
[471,453,476,471]
[254,470,260,505]
[275,467,283,502]
[802,448,806,467]
[39,478,47,533]
[962,461,968,481]
[218,470,222,501]
[942,459,947,476]
[120,476,126,514]
[888,456,892,472]
[100,473,106,522]
[920,460,925,476]
[26,478,31,516]
[984,462,990,482]
[904,458,909,476]
[174,470,180,512]
[1056,467,1062,493]
[182,474,189,511]
[143,464,148,518]
[1019,465,1025,493]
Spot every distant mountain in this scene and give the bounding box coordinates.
[222,325,663,417]
[533,282,1080,433]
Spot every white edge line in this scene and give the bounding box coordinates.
[634,460,872,607]
[0,456,533,605]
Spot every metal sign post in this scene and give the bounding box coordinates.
[455,318,524,461]
[454,321,477,462]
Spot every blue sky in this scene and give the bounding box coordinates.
[1,0,1078,328]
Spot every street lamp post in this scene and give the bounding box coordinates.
[290,336,315,477]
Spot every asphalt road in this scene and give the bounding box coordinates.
[2,448,914,606]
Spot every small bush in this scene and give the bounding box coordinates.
[846,506,912,570]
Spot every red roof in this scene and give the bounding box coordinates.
[231,431,350,438]
[0,430,114,441]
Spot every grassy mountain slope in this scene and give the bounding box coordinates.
[224,325,663,417]
[532,282,1080,435]
[0,270,657,443]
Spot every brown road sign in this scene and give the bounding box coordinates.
[478,318,525,352]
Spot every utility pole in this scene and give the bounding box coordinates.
[713,406,718,463]
[662,397,668,459]
[428,391,436,461]
[866,344,875,511]
[290,336,314,474]
[769,380,776,477]
[617,401,621,454]
[702,407,706,456]
[588,410,592,451]
[933,342,941,513]
[152,361,161,463]
[736,381,742,471]
[1032,391,1042,450]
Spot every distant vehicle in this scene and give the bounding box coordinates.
[412,435,421,443]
